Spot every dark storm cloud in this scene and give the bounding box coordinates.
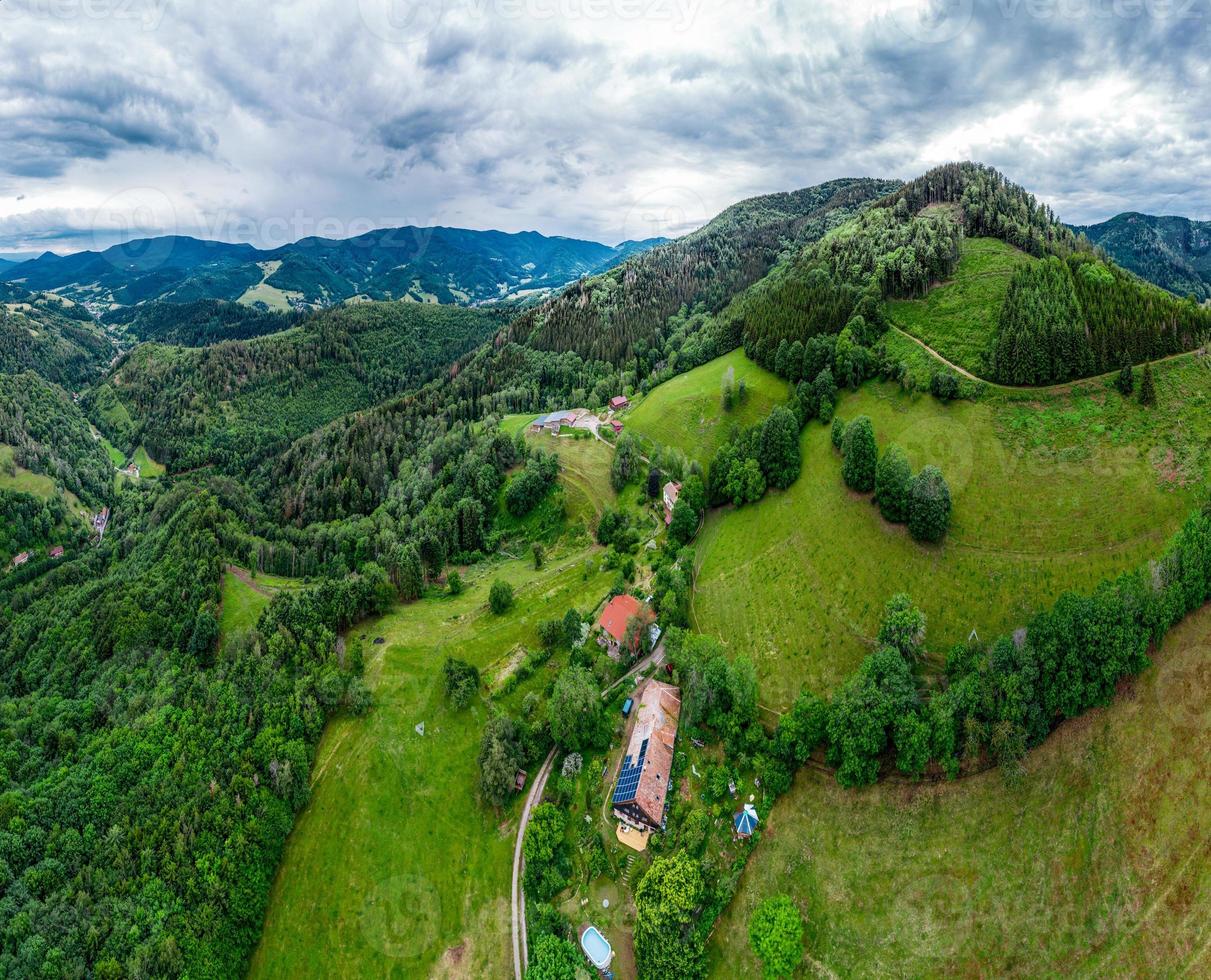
[2,0,1211,251]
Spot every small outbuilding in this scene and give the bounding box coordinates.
[48,546,64,559]
[734,803,760,839]
[621,697,633,716]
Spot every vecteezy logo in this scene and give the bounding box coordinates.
[91,186,179,270]
[620,185,710,244]
[357,0,447,44]
[889,0,974,45]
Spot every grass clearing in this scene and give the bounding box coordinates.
[627,349,790,467]
[248,545,614,979]
[539,433,617,526]
[708,602,1211,977]
[887,237,1034,376]
[692,379,1198,707]
[132,445,165,477]
[0,444,60,500]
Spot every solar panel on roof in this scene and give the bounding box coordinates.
[611,738,649,804]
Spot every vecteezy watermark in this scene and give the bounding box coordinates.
[357,0,448,44]
[889,0,1206,45]
[620,185,710,244]
[91,186,180,269]
[889,0,975,44]
[0,0,170,30]
[357,0,706,44]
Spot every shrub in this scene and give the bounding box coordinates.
[748,895,805,980]
[489,579,514,614]
[930,370,960,402]
[442,657,480,708]
[840,416,877,493]
[447,570,463,595]
[830,415,845,450]
[908,465,951,543]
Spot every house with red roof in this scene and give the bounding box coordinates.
[10,552,30,569]
[607,419,624,434]
[48,546,64,559]
[595,593,650,659]
[612,679,681,831]
[662,481,681,525]
[609,395,629,411]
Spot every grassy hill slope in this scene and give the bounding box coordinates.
[690,356,1209,706]
[886,237,1035,376]
[625,349,790,468]
[248,545,613,978]
[708,601,1211,977]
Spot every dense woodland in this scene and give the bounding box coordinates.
[0,484,385,976]
[104,299,303,347]
[0,286,114,390]
[1075,211,1211,302]
[84,301,509,476]
[512,178,900,367]
[0,372,114,507]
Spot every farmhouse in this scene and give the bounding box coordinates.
[595,593,647,658]
[612,680,681,832]
[529,410,577,433]
[609,395,629,411]
[607,419,624,434]
[48,546,64,559]
[662,481,681,525]
[10,552,30,569]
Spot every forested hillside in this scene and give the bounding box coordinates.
[103,298,303,346]
[0,284,114,388]
[728,162,1210,387]
[0,372,114,507]
[0,483,384,976]
[84,301,507,474]
[1074,211,1211,301]
[511,177,901,368]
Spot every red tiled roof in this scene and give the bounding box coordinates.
[48,546,64,558]
[615,680,681,829]
[597,593,643,643]
[610,395,629,408]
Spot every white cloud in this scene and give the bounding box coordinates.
[0,0,1209,252]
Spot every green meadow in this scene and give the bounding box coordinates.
[626,349,790,467]
[887,236,1034,376]
[249,544,613,979]
[709,602,1211,977]
[691,368,1203,707]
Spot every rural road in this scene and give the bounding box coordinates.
[511,643,666,980]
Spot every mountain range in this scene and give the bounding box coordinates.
[0,227,667,315]
[1073,212,1211,301]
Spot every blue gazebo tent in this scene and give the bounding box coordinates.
[734,803,759,838]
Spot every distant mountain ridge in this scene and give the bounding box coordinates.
[1072,211,1211,301]
[0,227,668,315]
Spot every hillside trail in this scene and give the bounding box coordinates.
[889,324,1205,393]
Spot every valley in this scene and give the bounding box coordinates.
[1,160,1209,980]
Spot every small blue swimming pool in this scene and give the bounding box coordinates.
[580,925,612,969]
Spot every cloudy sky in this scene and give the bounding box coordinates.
[0,0,1208,254]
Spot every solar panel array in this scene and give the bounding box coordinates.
[612,737,649,804]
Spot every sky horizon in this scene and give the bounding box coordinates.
[2,0,1209,255]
